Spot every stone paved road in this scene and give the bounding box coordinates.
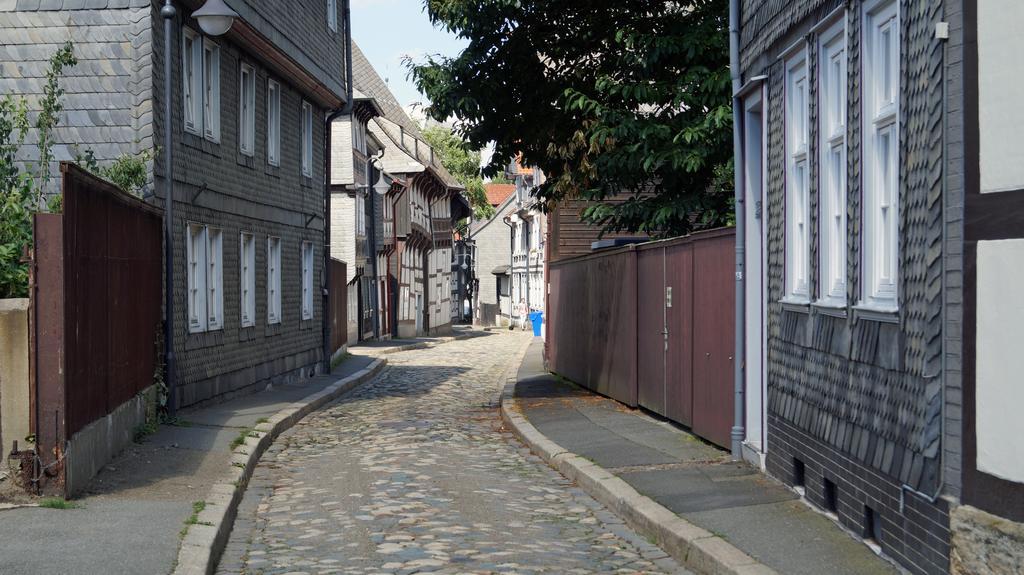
[218,332,691,575]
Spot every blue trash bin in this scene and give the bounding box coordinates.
[529,311,543,336]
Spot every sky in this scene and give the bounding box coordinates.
[350,0,467,110]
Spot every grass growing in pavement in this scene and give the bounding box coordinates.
[255,417,269,425]
[38,497,79,510]
[230,428,261,450]
[331,352,350,371]
[132,420,159,443]
[180,500,212,538]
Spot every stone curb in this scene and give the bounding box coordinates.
[498,349,778,575]
[172,358,387,575]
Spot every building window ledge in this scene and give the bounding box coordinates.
[184,328,225,351]
[812,298,848,318]
[779,296,811,314]
[852,302,899,324]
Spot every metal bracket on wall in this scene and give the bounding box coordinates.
[191,182,208,204]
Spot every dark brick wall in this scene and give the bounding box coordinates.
[768,415,951,575]
[151,2,336,406]
[743,0,955,573]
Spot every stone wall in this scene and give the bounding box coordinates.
[951,505,1024,575]
[0,299,30,458]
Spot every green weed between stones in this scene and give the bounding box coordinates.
[179,500,212,538]
[230,428,260,450]
[38,497,79,510]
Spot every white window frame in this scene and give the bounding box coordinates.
[783,49,810,304]
[187,223,223,333]
[267,236,282,324]
[187,224,208,333]
[240,232,256,327]
[352,119,367,154]
[301,101,313,177]
[356,192,366,236]
[182,28,202,136]
[817,17,848,306]
[207,227,224,330]
[301,241,314,320]
[327,0,337,32]
[203,38,221,143]
[267,79,281,166]
[239,62,255,156]
[860,0,900,311]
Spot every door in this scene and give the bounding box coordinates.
[665,243,694,427]
[691,235,735,448]
[415,293,423,335]
[637,247,667,416]
[743,87,768,462]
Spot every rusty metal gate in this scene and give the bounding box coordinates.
[30,163,163,495]
[548,228,735,448]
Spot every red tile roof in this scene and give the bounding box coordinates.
[485,183,515,207]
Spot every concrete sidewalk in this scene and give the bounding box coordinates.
[506,339,900,575]
[0,353,381,575]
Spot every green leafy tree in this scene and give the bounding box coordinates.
[411,0,732,237]
[75,147,156,197]
[0,41,76,298]
[421,124,494,221]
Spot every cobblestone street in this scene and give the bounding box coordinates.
[217,333,690,575]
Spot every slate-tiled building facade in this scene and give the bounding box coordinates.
[736,1,958,573]
[345,43,468,339]
[0,0,348,407]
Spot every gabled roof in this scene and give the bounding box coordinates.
[352,42,423,139]
[485,183,515,207]
[470,189,519,236]
[367,119,424,176]
[352,42,464,195]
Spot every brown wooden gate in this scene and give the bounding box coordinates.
[548,228,735,447]
[30,163,163,495]
[329,258,347,356]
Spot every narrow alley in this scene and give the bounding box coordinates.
[216,333,690,575]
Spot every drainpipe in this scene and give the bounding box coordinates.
[323,0,355,369]
[729,0,747,461]
[390,184,407,336]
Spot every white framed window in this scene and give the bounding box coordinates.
[784,49,810,303]
[182,28,202,135]
[301,241,314,320]
[240,232,256,327]
[327,0,337,32]
[203,38,221,143]
[186,223,223,332]
[207,228,224,330]
[267,236,282,324]
[239,63,255,156]
[187,224,208,333]
[352,120,367,154]
[861,0,900,310]
[817,18,848,305]
[301,100,313,177]
[267,79,281,166]
[356,193,366,236]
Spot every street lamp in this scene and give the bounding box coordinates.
[192,0,239,36]
[161,0,237,416]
